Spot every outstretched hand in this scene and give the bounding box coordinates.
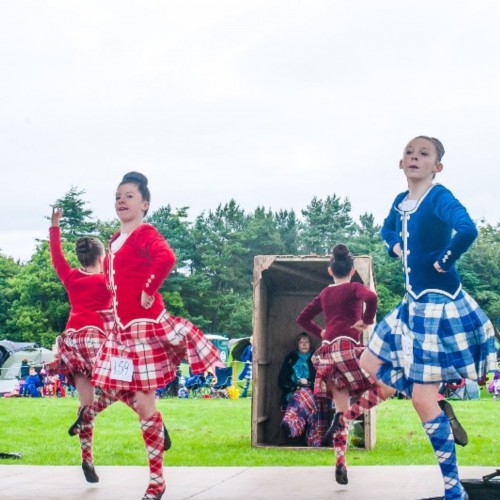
[51,206,63,227]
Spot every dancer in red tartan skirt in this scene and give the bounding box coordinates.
[92,171,223,500]
[48,207,170,485]
[296,243,394,486]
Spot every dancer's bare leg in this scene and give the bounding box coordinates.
[359,349,396,399]
[73,372,95,407]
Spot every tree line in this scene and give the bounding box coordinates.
[1,187,500,350]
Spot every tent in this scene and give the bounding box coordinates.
[230,337,251,362]
[0,340,55,394]
[205,334,230,363]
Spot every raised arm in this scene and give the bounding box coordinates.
[49,207,72,282]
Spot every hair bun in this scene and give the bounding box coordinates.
[332,243,350,261]
[122,171,148,186]
[75,237,91,254]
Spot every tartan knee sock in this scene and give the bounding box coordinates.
[140,411,165,497]
[91,390,118,416]
[333,426,349,468]
[91,390,138,417]
[79,419,94,463]
[343,385,386,424]
[116,390,138,412]
[76,406,95,464]
[77,390,121,463]
[120,391,172,451]
[91,390,139,416]
[423,412,466,500]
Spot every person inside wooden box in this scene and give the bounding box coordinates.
[278,332,329,447]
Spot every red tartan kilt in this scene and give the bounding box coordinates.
[312,339,375,398]
[92,313,221,392]
[169,315,222,374]
[50,328,106,385]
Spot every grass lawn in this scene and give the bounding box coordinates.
[0,392,497,467]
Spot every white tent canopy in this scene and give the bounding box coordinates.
[0,340,55,394]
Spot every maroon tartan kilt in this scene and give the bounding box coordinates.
[49,328,107,385]
[92,313,222,392]
[312,338,376,398]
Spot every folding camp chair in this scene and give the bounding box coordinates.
[445,379,467,400]
[185,373,213,398]
[445,378,479,400]
[210,366,232,398]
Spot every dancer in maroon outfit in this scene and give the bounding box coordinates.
[297,243,392,485]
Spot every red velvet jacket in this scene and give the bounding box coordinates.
[49,226,111,332]
[106,224,176,329]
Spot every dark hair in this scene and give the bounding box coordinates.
[415,136,445,162]
[75,237,105,268]
[296,332,311,351]
[329,243,354,278]
[119,171,151,216]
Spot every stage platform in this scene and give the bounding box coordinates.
[0,465,494,499]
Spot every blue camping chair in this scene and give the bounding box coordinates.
[185,372,213,398]
[210,366,233,398]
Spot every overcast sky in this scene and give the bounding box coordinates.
[1,1,500,262]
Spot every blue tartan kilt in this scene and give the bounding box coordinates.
[368,290,497,385]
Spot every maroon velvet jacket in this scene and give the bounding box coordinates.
[296,282,377,344]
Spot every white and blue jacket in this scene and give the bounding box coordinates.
[381,184,478,300]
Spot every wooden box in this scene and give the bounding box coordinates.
[251,254,377,450]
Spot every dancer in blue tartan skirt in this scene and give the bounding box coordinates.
[360,136,497,500]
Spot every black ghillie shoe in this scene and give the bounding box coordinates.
[68,406,87,436]
[322,412,344,446]
[335,464,348,485]
[438,400,468,447]
[82,460,99,483]
[280,420,291,437]
[163,424,171,451]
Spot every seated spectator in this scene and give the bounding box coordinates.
[43,374,62,397]
[19,358,30,379]
[57,374,76,397]
[55,374,66,397]
[19,367,42,397]
[488,369,500,400]
[156,367,182,399]
[167,367,182,397]
[278,332,329,447]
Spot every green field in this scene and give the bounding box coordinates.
[0,392,497,467]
